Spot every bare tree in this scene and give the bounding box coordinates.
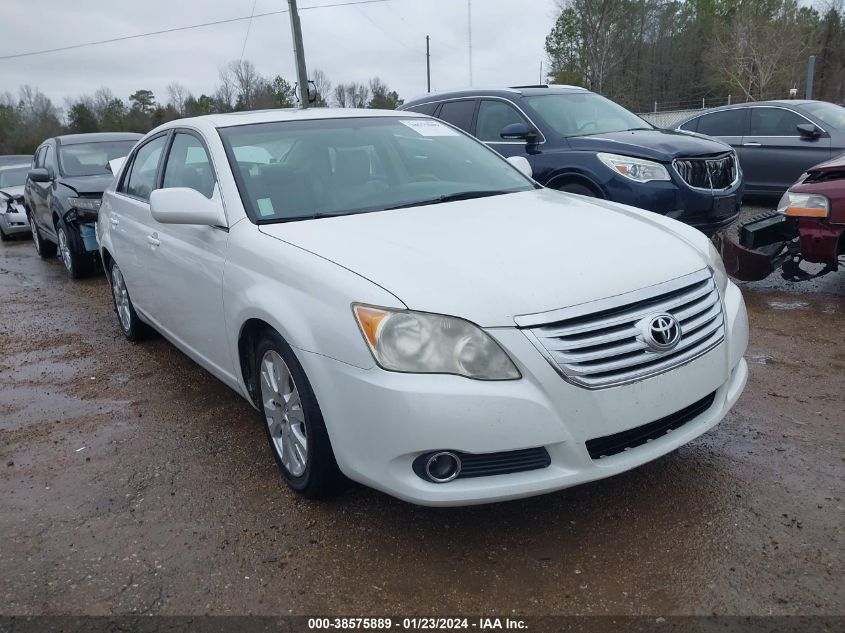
[333,82,370,108]
[167,82,190,116]
[310,69,332,107]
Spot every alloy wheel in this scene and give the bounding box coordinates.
[260,350,308,477]
[57,228,72,271]
[110,264,132,333]
[29,217,40,253]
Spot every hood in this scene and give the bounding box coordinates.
[807,151,845,173]
[57,173,115,196]
[0,185,25,199]
[259,189,710,327]
[566,128,732,162]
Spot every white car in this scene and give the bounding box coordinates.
[0,164,32,240]
[97,108,748,506]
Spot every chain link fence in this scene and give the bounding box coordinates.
[636,93,797,128]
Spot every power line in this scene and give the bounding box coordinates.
[0,0,392,61]
[239,0,259,61]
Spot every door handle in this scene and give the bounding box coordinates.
[743,142,761,147]
[109,217,119,227]
[147,233,160,247]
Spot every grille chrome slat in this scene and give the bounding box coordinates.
[537,279,713,338]
[523,269,725,388]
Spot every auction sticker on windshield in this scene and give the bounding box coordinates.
[399,119,459,136]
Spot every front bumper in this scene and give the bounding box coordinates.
[605,175,743,236]
[1,203,30,236]
[298,282,749,506]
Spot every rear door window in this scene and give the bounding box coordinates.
[436,100,477,133]
[696,109,747,136]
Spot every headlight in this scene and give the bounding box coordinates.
[353,305,521,380]
[597,153,670,183]
[707,240,729,293]
[67,197,102,213]
[777,191,829,218]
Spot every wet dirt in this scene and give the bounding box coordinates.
[0,235,842,616]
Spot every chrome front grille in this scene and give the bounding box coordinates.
[518,269,724,389]
[674,153,737,190]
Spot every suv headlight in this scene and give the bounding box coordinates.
[353,305,521,380]
[597,153,670,183]
[67,197,102,217]
[777,191,829,218]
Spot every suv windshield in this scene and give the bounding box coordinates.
[219,117,535,223]
[801,101,845,132]
[0,166,29,188]
[59,140,138,177]
[526,93,652,137]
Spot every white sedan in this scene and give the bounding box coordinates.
[97,108,748,506]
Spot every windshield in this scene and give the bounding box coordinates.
[0,166,29,188]
[58,140,138,177]
[525,93,652,137]
[219,117,535,223]
[801,101,845,132]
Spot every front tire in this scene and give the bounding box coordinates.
[30,215,57,258]
[109,260,148,341]
[57,220,96,279]
[256,330,342,498]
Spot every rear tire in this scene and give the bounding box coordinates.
[255,330,343,499]
[30,215,57,259]
[109,260,148,341]
[57,220,96,279]
[556,182,598,197]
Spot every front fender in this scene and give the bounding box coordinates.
[223,223,406,383]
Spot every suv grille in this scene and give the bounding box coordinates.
[520,269,724,389]
[674,153,737,190]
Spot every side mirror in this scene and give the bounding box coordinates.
[28,168,51,183]
[796,123,821,139]
[507,156,533,179]
[500,122,538,143]
[150,187,227,227]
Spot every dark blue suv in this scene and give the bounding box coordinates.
[400,86,744,235]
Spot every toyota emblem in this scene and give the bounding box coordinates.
[642,313,681,351]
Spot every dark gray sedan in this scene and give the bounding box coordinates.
[676,100,845,196]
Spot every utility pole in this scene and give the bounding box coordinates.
[287,0,309,109]
[805,55,816,100]
[426,35,431,93]
[467,0,473,86]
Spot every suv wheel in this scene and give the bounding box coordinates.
[57,220,96,278]
[109,260,147,341]
[30,215,57,258]
[256,330,343,498]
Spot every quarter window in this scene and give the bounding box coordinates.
[163,133,217,198]
[34,147,46,168]
[475,100,530,142]
[696,109,747,136]
[749,107,805,136]
[405,102,438,116]
[122,135,167,202]
[436,100,476,132]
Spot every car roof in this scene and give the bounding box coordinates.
[55,132,143,145]
[402,85,589,106]
[168,107,427,130]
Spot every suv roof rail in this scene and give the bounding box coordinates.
[509,84,588,91]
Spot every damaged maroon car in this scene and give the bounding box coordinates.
[717,153,845,281]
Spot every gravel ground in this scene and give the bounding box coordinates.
[0,219,843,617]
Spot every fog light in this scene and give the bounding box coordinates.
[424,451,462,483]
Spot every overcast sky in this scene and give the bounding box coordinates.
[0,0,559,111]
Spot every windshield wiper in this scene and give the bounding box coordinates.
[384,189,515,210]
